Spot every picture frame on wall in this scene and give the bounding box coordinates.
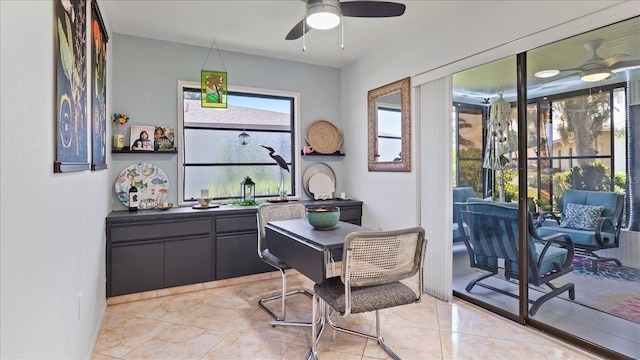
[54,0,90,173]
[90,0,109,171]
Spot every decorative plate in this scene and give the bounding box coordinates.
[305,120,343,154]
[303,163,336,198]
[115,162,169,210]
[309,173,335,200]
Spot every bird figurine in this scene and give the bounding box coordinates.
[261,145,289,199]
[261,145,289,172]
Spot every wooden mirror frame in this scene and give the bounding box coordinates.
[367,77,411,172]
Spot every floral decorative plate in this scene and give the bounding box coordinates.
[115,162,169,210]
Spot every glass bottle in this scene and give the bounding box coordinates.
[113,124,125,150]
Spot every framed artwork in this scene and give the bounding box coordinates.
[91,0,109,171]
[130,125,155,151]
[201,70,227,108]
[154,126,175,151]
[54,0,89,173]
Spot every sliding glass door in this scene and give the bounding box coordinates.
[452,16,639,360]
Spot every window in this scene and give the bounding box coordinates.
[454,103,487,195]
[177,81,299,204]
[527,84,626,219]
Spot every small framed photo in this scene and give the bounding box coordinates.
[130,125,155,151]
[154,126,175,151]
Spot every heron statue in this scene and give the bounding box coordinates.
[261,145,289,198]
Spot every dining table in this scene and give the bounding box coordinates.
[266,218,371,284]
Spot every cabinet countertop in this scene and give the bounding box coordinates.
[107,199,363,222]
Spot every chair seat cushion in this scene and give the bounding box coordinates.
[537,226,616,247]
[260,249,290,270]
[314,277,417,314]
[534,243,568,276]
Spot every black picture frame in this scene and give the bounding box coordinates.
[90,0,109,171]
[54,0,90,173]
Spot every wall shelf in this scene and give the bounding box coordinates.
[112,149,177,154]
[301,150,344,157]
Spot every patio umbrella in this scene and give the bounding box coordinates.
[483,92,516,202]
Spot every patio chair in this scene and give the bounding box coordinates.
[257,202,313,327]
[310,227,426,360]
[453,187,477,243]
[537,189,624,272]
[460,202,575,316]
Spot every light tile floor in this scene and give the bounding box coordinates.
[93,273,605,359]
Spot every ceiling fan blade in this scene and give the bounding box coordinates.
[285,19,311,40]
[611,59,640,70]
[340,1,406,17]
[602,54,629,67]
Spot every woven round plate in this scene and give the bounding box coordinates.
[305,120,343,154]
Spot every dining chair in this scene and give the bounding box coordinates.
[257,202,313,326]
[310,226,427,360]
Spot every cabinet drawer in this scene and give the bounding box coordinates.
[111,217,212,243]
[216,214,257,233]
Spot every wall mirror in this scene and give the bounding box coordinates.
[368,77,411,171]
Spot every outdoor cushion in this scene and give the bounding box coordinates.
[560,203,604,230]
[562,190,618,218]
[537,226,617,247]
[452,187,477,242]
[453,187,476,203]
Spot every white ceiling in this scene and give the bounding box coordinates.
[102,1,639,102]
[453,16,640,103]
[101,0,467,68]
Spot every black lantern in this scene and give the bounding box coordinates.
[238,131,250,146]
[241,176,255,202]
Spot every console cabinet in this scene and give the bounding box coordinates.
[106,200,362,297]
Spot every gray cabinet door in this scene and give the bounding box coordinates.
[216,232,273,279]
[111,241,164,296]
[165,235,212,288]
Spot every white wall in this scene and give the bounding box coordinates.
[109,35,343,210]
[1,1,110,358]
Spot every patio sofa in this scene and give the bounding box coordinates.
[536,189,624,272]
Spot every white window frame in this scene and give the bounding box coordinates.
[176,80,301,206]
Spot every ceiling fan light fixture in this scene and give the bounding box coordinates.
[534,69,560,78]
[306,3,341,30]
[580,68,612,82]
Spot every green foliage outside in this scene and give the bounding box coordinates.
[550,161,626,211]
[457,148,483,192]
[467,162,626,212]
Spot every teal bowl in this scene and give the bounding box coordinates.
[307,206,340,230]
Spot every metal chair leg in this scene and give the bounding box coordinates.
[258,267,312,327]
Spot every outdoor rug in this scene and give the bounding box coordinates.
[553,255,640,324]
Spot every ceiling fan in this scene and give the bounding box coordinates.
[536,39,640,82]
[285,0,406,40]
